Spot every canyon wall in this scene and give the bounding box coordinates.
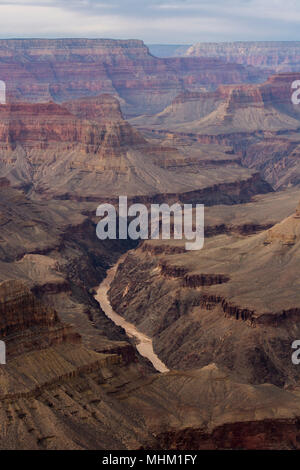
[0,38,265,115]
[132,73,300,189]
[186,41,300,72]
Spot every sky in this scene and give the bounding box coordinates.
[0,0,300,43]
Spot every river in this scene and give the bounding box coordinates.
[95,259,169,373]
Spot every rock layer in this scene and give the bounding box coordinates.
[186,41,300,72]
[0,38,265,115]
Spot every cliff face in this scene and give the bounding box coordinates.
[0,98,149,193]
[0,279,58,336]
[0,102,92,149]
[0,101,145,152]
[186,41,300,72]
[0,280,81,359]
[0,38,265,115]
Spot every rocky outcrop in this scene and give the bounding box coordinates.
[132,364,300,450]
[0,101,145,155]
[62,94,147,151]
[205,222,274,237]
[141,242,186,255]
[0,279,80,358]
[0,102,93,150]
[238,135,300,189]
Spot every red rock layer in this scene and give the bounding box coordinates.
[186,41,300,72]
[62,94,123,122]
[0,100,145,153]
[0,38,265,114]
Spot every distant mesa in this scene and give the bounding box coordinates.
[186,41,300,72]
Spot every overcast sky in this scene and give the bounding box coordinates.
[0,0,300,43]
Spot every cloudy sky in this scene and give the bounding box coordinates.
[0,0,299,43]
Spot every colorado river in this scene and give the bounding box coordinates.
[95,259,169,373]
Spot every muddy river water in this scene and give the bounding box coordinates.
[95,260,169,373]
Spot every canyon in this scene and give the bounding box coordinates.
[0,38,299,450]
[0,38,265,116]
